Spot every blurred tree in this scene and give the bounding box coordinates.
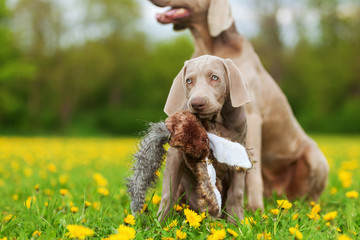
[251,0,285,82]
[1,0,358,134]
[281,0,360,132]
[0,0,34,130]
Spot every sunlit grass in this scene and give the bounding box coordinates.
[0,136,359,239]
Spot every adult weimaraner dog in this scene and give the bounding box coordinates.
[150,0,329,221]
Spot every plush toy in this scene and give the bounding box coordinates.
[127,111,252,217]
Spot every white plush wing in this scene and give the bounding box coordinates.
[207,132,252,169]
[206,158,222,209]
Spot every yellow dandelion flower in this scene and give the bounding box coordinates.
[66,225,95,239]
[12,194,19,201]
[47,163,57,173]
[338,171,352,188]
[162,238,174,240]
[71,207,79,213]
[34,184,40,191]
[182,204,189,209]
[117,225,136,240]
[93,201,101,210]
[59,174,69,185]
[44,189,53,196]
[176,229,187,239]
[241,217,257,226]
[352,231,358,236]
[337,228,342,232]
[32,230,42,237]
[152,194,161,205]
[262,214,269,220]
[200,212,206,220]
[326,222,331,227]
[69,201,74,207]
[93,173,108,187]
[124,214,136,226]
[289,227,303,240]
[0,237,8,240]
[271,209,279,215]
[2,214,14,222]
[346,190,358,199]
[174,204,183,212]
[277,200,292,209]
[207,228,226,240]
[310,201,316,206]
[209,222,224,229]
[141,203,148,213]
[97,187,109,196]
[292,213,299,220]
[23,167,33,177]
[60,189,69,196]
[330,187,337,195]
[184,208,202,228]
[257,230,272,240]
[338,234,351,240]
[25,196,36,209]
[85,201,91,208]
[307,204,321,221]
[163,219,178,231]
[227,228,238,237]
[323,211,337,221]
[45,202,49,207]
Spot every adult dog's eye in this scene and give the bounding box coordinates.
[186,78,192,84]
[211,75,219,81]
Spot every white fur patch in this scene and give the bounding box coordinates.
[207,132,252,169]
[206,158,222,209]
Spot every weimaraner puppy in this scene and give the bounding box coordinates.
[159,55,250,222]
[150,0,329,218]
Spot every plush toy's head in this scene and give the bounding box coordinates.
[166,111,209,164]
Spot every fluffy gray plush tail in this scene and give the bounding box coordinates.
[127,121,170,214]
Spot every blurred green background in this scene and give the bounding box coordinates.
[0,0,359,135]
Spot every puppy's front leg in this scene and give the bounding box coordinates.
[225,170,246,223]
[158,147,185,222]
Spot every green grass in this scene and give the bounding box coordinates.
[0,135,359,239]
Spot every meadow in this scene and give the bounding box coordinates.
[0,135,359,240]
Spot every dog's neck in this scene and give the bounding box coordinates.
[189,23,243,57]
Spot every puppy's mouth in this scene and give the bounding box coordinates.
[190,111,216,120]
[156,7,190,24]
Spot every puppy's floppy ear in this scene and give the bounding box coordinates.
[208,0,234,37]
[223,59,250,107]
[164,63,187,116]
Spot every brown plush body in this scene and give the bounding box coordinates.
[166,111,221,217]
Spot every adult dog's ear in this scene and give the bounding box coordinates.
[164,63,187,116]
[223,59,250,107]
[208,0,234,37]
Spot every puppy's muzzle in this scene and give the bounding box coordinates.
[191,97,207,111]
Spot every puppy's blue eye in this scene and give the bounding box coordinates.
[186,78,192,84]
[212,75,219,81]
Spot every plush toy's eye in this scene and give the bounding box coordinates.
[211,75,219,81]
[186,78,192,84]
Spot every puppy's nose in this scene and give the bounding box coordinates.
[191,97,206,111]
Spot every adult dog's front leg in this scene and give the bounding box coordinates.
[245,113,264,211]
[158,147,185,222]
[224,170,246,223]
